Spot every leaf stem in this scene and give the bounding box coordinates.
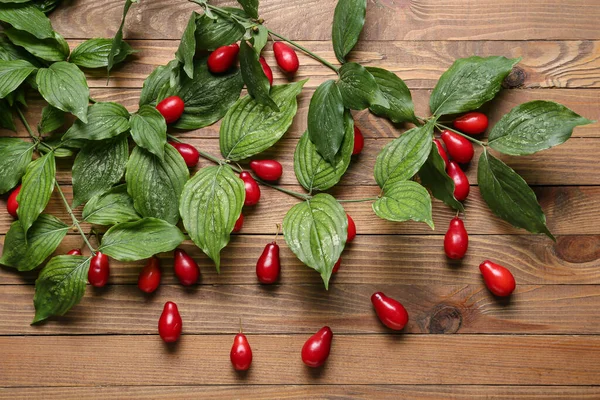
[436,123,487,147]
[267,30,339,73]
[338,197,379,203]
[54,182,97,255]
[16,107,39,143]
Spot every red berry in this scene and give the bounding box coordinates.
[156,96,185,124]
[173,249,200,286]
[454,112,488,135]
[7,185,20,218]
[433,139,449,169]
[250,160,283,181]
[67,249,82,256]
[240,172,261,206]
[301,326,333,368]
[332,258,341,273]
[447,161,470,201]
[259,57,273,86]
[256,242,280,284]
[169,141,199,168]
[371,292,409,331]
[273,42,299,74]
[479,260,516,297]
[207,44,240,74]
[441,130,474,164]
[138,256,162,294]
[230,333,253,371]
[158,301,182,343]
[444,217,468,260]
[88,252,110,287]
[352,126,364,155]
[346,213,356,243]
[233,214,244,233]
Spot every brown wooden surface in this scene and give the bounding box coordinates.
[1,0,600,398]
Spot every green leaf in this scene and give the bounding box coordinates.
[69,38,135,69]
[107,0,138,77]
[62,102,130,141]
[179,165,245,272]
[478,150,553,239]
[336,62,389,111]
[220,80,306,161]
[0,33,41,65]
[0,100,16,131]
[82,184,141,226]
[195,7,246,51]
[239,40,278,111]
[373,180,433,228]
[139,60,180,106]
[171,57,244,130]
[332,0,366,64]
[33,0,62,14]
[17,151,55,236]
[294,112,354,192]
[0,3,54,39]
[374,121,434,190]
[32,255,91,323]
[176,11,198,79]
[37,105,65,134]
[0,138,34,194]
[4,28,69,61]
[36,62,90,123]
[488,100,594,156]
[307,80,345,164]
[0,214,69,271]
[99,218,185,261]
[72,134,129,208]
[236,0,258,19]
[250,25,268,55]
[0,59,36,98]
[130,105,167,160]
[418,144,464,211]
[430,56,519,116]
[283,193,347,289]
[366,66,418,124]
[126,145,189,225]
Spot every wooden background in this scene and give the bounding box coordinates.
[1,0,600,398]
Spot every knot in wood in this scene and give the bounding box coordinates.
[503,66,526,88]
[555,235,600,263]
[428,304,462,334]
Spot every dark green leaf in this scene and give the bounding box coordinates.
[0,137,34,194]
[373,180,433,228]
[179,165,245,272]
[0,33,41,65]
[62,102,130,141]
[37,105,65,134]
[195,7,246,51]
[33,0,62,14]
[99,218,185,261]
[307,80,345,164]
[36,62,89,123]
[17,151,55,236]
[70,38,135,69]
[239,40,278,111]
[294,112,354,192]
[171,57,244,130]
[236,0,258,19]
[4,28,69,61]
[336,62,388,110]
[130,105,167,160]
[0,214,69,271]
[374,121,434,190]
[139,60,180,106]
[0,59,36,98]
[107,0,138,77]
[250,25,268,55]
[332,0,366,63]
[0,100,16,131]
[366,66,417,124]
[478,150,553,239]
[488,100,594,156]
[126,145,189,225]
[0,3,54,39]
[418,144,464,211]
[176,11,198,79]
[72,134,129,208]
[82,185,141,226]
[220,79,306,160]
[32,255,90,323]
[283,193,347,289]
[430,56,520,116]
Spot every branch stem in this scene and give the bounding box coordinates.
[55,182,96,254]
[338,197,379,203]
[267,30,339,73]
[436,123,486,147]
[16,107,38,143]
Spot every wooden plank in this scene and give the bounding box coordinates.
[2,385,600,399]
[2,284,600,335]
[2,234,598,286]
[1,335,599,386]
[2,186,600,236]
[47,0,600,41]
